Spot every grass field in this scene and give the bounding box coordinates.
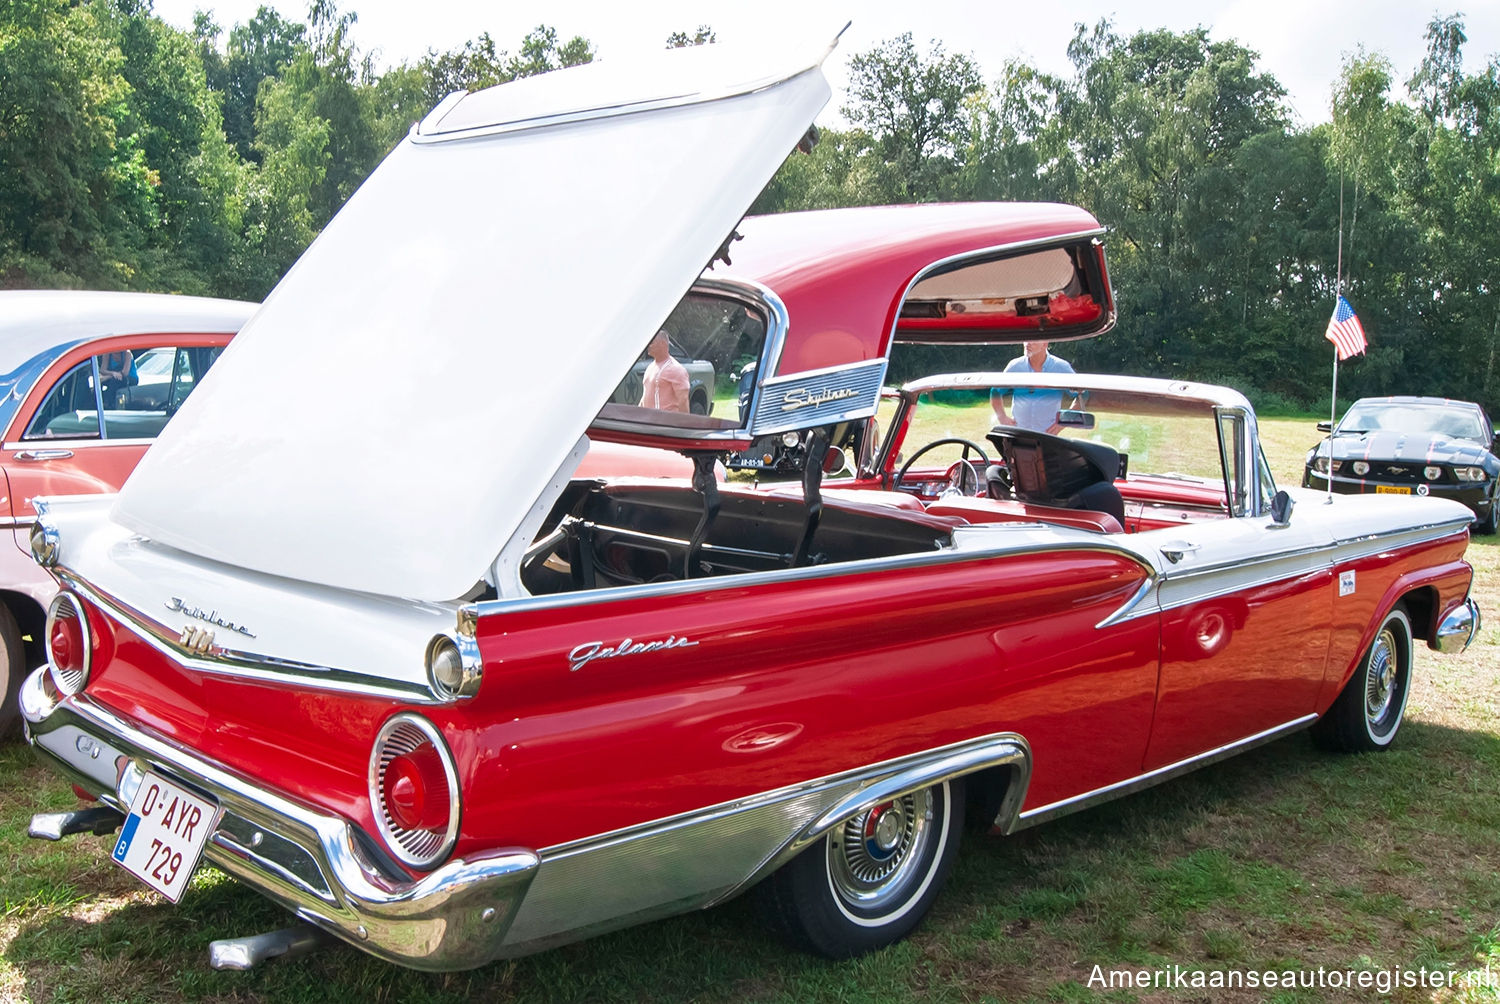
[2,416,1496,1003]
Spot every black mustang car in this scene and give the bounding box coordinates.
[1304,395,1500,533]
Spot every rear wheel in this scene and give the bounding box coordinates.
[0,604,26,738]
[760,779,963,958]
[1313,606,1412,752]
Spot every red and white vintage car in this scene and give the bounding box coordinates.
[0,291,256,736]
[19,40,1482,972]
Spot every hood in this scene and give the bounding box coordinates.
[1322,430,1498,469]
[111,40,833,602]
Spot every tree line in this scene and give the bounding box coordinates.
[2,2,1496,411]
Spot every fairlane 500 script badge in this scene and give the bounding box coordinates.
[165,597,256,638]
[780,386,860,412]
[568,635,698,672]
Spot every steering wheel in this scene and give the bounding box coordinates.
[895,438,991,497]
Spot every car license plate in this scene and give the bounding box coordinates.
[111,771,220,902]
[1376,485,1411,495]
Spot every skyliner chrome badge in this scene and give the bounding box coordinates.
[165,596,256,638]
[568,635,698,672]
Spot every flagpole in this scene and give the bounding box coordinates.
[1327,171,1346,505]
[1327,350,1338,504]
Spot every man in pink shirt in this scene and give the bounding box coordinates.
[639,329,690,412]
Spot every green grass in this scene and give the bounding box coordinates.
[3,417,1497,1002]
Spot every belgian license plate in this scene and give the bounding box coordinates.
[1376,485,1412,495]
[111,771,220,902]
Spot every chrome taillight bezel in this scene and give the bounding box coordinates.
[44,592,91,696]
[368,713,461,869]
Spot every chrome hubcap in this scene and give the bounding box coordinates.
[828,789,936,912]
[1364,627,1398,725]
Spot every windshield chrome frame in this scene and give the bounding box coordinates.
[587,275,788,445]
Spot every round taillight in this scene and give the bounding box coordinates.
[44,593,91,695]
[383,748,450,831]
[369,713,460,869]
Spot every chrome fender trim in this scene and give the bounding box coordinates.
[497,732,1032,958]
[21,671,539,971]
[1433,597,1481,654]
[749,733,1031,892]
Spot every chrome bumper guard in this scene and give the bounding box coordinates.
[20,668,539,971]
[1434,598,1482,654]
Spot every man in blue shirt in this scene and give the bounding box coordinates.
[991,340,1075,434]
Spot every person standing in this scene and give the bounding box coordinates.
[991,340,1074,434]
[639,329,690,413]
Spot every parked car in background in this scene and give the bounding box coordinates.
[0,291,256,735]
[609,334,716,415]
[21,40,1481,976]
[1303,396,1500,533]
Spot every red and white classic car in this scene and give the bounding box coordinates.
[0,291,256,736]
[19,40,1482,972]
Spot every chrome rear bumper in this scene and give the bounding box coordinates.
[20,668,538,971]
[1434,598,1482,654]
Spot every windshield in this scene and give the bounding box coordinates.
[1338,401,1485,441]
[881,385,1227,486]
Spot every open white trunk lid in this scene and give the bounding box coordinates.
[112,40,833,601]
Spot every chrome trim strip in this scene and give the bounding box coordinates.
[411,65,826,145]
[1147,517,1473,617]
[1094,575,1157,629]
[57,571,438,704]
[0,515,32,530]
[22,673,540,971]
[472,532,1156,621]
[1009,714,1318,831]
[4,437,160,450]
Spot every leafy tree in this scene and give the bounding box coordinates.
[195,5,307,163]
[842,33,984,201]
[0,0,154,285]
[667,26,715,48]
[504,25,593,79]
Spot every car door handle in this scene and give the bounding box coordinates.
[14,449,74,461]
[1160,541,1201,564]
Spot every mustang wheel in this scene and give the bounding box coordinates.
[1313,606,1412,752]
[1477,496,1499,535]
[761,779,963,958]
[0,604,25,738]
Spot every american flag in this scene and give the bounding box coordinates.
[1325,295,1367,361]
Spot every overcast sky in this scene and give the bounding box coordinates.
[150,0,1500,127]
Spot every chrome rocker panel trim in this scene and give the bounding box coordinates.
[1434,597,1481,654]
[20,669,538,971]
[1009,714,1318,831]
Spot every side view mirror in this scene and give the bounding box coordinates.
[1316,421,1332,433]
[1269,489,1295,528]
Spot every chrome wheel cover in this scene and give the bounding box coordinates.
[1364,626,1400,731]
[827,788,936,915]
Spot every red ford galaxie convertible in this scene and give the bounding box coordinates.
[20,38,1481,971]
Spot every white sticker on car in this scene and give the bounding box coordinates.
[1339,570,1356,596]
